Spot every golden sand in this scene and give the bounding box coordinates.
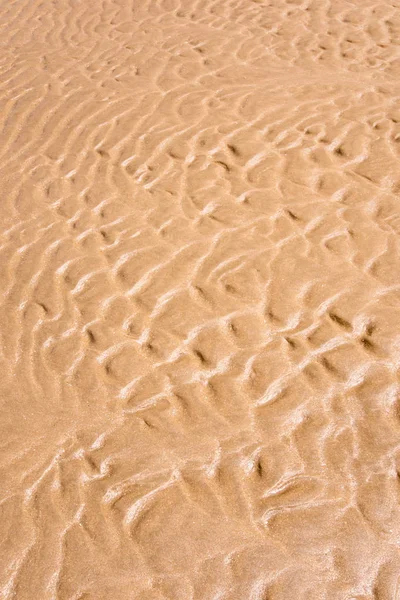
[1,0,400,597]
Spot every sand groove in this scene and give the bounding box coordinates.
[1,0,400,598]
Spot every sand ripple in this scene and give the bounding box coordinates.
[1,0,400,598]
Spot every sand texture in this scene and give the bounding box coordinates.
[2,0,400,597]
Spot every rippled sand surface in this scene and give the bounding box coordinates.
[2,0,400,598]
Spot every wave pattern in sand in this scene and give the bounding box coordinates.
[1,0,400,598]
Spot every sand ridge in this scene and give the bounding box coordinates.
[1,0,400,598]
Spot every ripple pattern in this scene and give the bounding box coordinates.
[1,0,400,598]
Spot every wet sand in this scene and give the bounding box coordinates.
[1,0,400,598]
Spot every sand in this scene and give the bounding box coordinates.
[1,0,400,597]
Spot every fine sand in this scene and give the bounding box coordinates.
[1,0,400,598]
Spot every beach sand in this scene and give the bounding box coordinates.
[1,0,400,597]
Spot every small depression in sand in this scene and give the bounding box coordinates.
[1,0,400,598]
